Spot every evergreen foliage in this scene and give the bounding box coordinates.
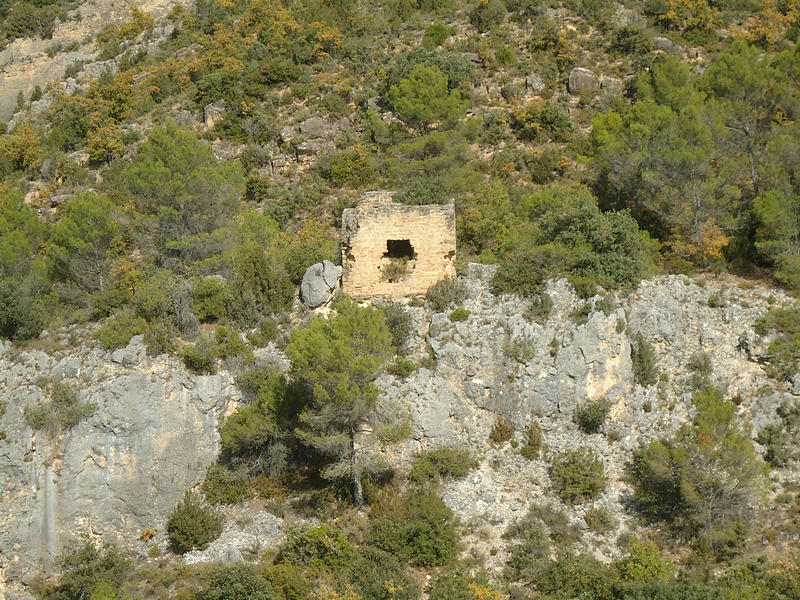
[286,298,404,506]
[629,387,768,556]
[366,488,458,567]
[550,448,607,504]
[409,447,477,483]
[631,332,658,387]
[166,491,224,554]
[573,397,612,434]
[25,381,95,436]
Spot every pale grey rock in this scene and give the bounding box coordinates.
[525,74,545,94]
[601,76,623,95]
[298,117,329,139]
[110,335,146,366]
[183,512,284,565]
[568,67,598,95]
[790,374,800,396]
[295,140,315,159]
[279,126,295,144]
[0,348,235,584]
[300,260,342,308]
[652,36,681,55]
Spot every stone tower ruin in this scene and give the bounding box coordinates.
[341,191,456,299]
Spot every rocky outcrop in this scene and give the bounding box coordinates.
[568,67,599,95]
[375,267,795,569]
[204,100,227,129]
[300,260,342,308]
[0,336,236,592]
[0,268,795,591]
[183,511,284,565]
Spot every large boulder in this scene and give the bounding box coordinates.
[300,260,342,308]
[568,67,599,95]
[525,74,546,94]
[652,36,682,55]
[298,117,330,139]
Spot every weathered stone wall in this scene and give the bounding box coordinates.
[342,193,456,299]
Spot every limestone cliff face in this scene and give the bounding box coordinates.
[0,270,796,597]
[0,335,236,593]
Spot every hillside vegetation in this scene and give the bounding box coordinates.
[2,0,800,598]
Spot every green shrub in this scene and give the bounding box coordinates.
[504,511,551,581]
[131,270,176,321]
[573,397,612,434]
[278,524,354,571]
[524,502,582,545]
[426,276,467,312]
[611,25,651,55]
[166,491,224,554]
[429,573,474,600]
[366,488,457,567]
[382,302,414,350]
[571,302,592,324]
[25,382,96,436]
[384,47,475,94]
[244,174,270,203]
[489,415,515,444]
[470,0,507,32]
[526,292,553,322]
[520,421,543,459]
[182,336,219,374]
[629,387,767,556]
[449,307,470,322]
[707,293,725,308]
[387,357,416,377]
[382,257,412,282]
[343,546,421,600]
[216,326,253,362]
[631,332,658,387]
[262,563,313,600]
[142,318,177,356]
[203,464,251,504]
[550,448,606,504]
[687,351,712,389]
[492,246,565,298]
[510,101,575,143]
[504,335,537,363]
[422,23,451,49]
[584,506,618,533]
[409,447,477,483]
[571,277,599,299]
[202,563,278,600]
[754,306,800,381]
[320,145,376,188]
[247,318,279,348]
[396,176,451,206]
[387,64,467,134]
[534,554,613,599]
[596,295,615,316]
[757,423,791,466]
[228,244,294,325]
[0,281,45,341]
[192,277,231,323]
[96,309,146,350]
[49,541,131,600]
